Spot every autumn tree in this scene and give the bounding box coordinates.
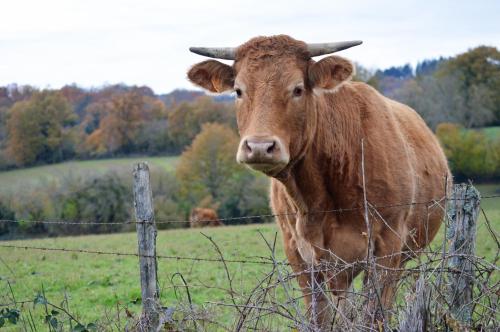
[438,46,500,125]
[6,91,77,166]
[60,84,91,118]
[135,97,170,154]
[0,106,9,152]
[176,123,269,219]
[167,96,236,153]
[84,90,167,155]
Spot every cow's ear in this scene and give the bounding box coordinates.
[308,56,354,93]
[188,60,235,93]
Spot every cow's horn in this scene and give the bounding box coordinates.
[307,40,362,57]
[189,47,236,60]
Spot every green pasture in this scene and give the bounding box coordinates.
[0,157,178,194]
[479,126,500,139]
[0,223,287,330]
[0,178,498,330]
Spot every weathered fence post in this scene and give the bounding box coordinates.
[133,162,160,331]
[447,183,481,328]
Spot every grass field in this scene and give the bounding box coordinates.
[0,184,498,330]
[0,224,286,330]
[0,156,178,194]
[480,125,500,139]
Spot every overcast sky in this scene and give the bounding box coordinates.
[1,0,499,94]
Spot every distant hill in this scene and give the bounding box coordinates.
[159,89,204,106]
[159,89,234,106]
[371,58,447,96]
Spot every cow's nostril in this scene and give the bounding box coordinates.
[243,138,281,160]
[244,140,252,152]
[267,142,276,154]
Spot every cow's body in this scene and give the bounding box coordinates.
[187,35,451,327]
[270,81,450,312]
[189,208,223,228]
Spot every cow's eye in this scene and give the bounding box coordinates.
[293,86,303,97]
[235,88,242,98]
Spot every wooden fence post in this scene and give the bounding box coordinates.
[133,162,160,331]
[447,183,481,327]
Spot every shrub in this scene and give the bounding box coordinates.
[436,123,499,181]
[0,200,16,237]
[6,185,58,235]
[58,173,132,234]
[151,171,185,229]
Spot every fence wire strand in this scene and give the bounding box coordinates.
[0,243,283,265]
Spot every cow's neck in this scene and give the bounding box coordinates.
[279,85,363,214]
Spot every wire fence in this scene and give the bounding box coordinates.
[0,194,498,226]
[0,169,499,331]
[0,243,279,265]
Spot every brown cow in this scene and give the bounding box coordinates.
[189,207,223,228]
[187,35,451,327]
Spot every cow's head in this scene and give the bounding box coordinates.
[187,35,361,178]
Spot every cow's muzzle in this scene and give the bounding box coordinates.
[236,136,289,174]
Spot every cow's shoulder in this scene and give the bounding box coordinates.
[337,81,391,116]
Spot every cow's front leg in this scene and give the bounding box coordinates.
[295,255,336,331]
[363,231,404,326]
[279,221,334,330]
[323,264,363,328]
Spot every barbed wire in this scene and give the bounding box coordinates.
[0,243,283,265]
[0,243,497,271]
[0,194,498,226]
[0,193,496,267]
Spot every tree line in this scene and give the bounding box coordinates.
[0,85,236,169]
[1,45,499,171]
[364,46,500,130]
